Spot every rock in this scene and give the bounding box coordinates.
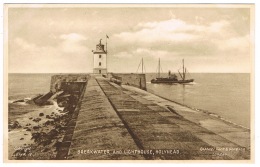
[29,117,33,120]
[32,118,41,122]
[59,125,66,130]
[26,128,31,131]
[62,108,69,113]
[26,123,31,126]
[58,93,71,98]
[34,92,53,106]
[31,131,54,146]
[26,100,35,105]
[25,94,42,104]
[20,138,24,140]
[57,94,71,103]
[42,147,49,152]
[9,121,21,129]
[31,94,43,101]
[24,133,28,135]
[14,121,21,128]
[13,99,25,103]
[44,101,54,105]
[50,90,64,100]
[39,113,44,117]
[47,114,56,119]
[33,125,41,130]
[31,132,46,143]
[58,101,68,108]
[55,123,62,129]
[47,115,55,120]
[59,110,68,114]
[48,129,59,138]
[54,117,61,122]
[44,120,54,126]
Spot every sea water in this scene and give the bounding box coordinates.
[8,74,53,122]
[146,73,251,128]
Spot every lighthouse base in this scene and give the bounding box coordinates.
[93,68,107,74]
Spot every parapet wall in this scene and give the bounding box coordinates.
[109,73,146,90]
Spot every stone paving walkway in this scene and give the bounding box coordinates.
[67,76,250,160]
[121,84,251,160]
[68,77,144,160]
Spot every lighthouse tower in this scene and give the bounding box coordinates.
[93,39,107,74]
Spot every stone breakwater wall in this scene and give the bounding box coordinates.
[55,81,88,160]
[108,73,146,90]
[64,77,250,160]
[50,74,90,93]
[51,74,89,160]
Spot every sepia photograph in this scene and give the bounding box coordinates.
[3,4,254,162]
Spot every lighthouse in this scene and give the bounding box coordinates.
[93,39,107,74]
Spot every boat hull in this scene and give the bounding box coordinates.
[151,79,194,84]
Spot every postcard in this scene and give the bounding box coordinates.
[3,4,254,162]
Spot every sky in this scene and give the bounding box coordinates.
[7,5,253,73]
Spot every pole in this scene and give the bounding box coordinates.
[159,58,160,78]
[142,58,143,73]
[182,59,185,80]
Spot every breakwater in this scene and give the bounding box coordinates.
[108,73,146,90]
[59,74,250,160]
[8,74,250,160]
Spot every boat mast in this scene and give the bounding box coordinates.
[178,70,182,80]
[158,58,160,78]
[142,58,143,74]
[182,59,185,80]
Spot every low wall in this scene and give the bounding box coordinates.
[108,73,146,90]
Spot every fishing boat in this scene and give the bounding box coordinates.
[151,58,194,84]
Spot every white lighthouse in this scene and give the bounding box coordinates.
[93,39,107,74]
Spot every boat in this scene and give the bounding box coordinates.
[151,58,194,84]
[136,57,146,74]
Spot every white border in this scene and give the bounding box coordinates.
[1,0,259,167]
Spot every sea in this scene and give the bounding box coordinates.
[146,73,251,128]
[8,73,251,128]
[8,73,53,122]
